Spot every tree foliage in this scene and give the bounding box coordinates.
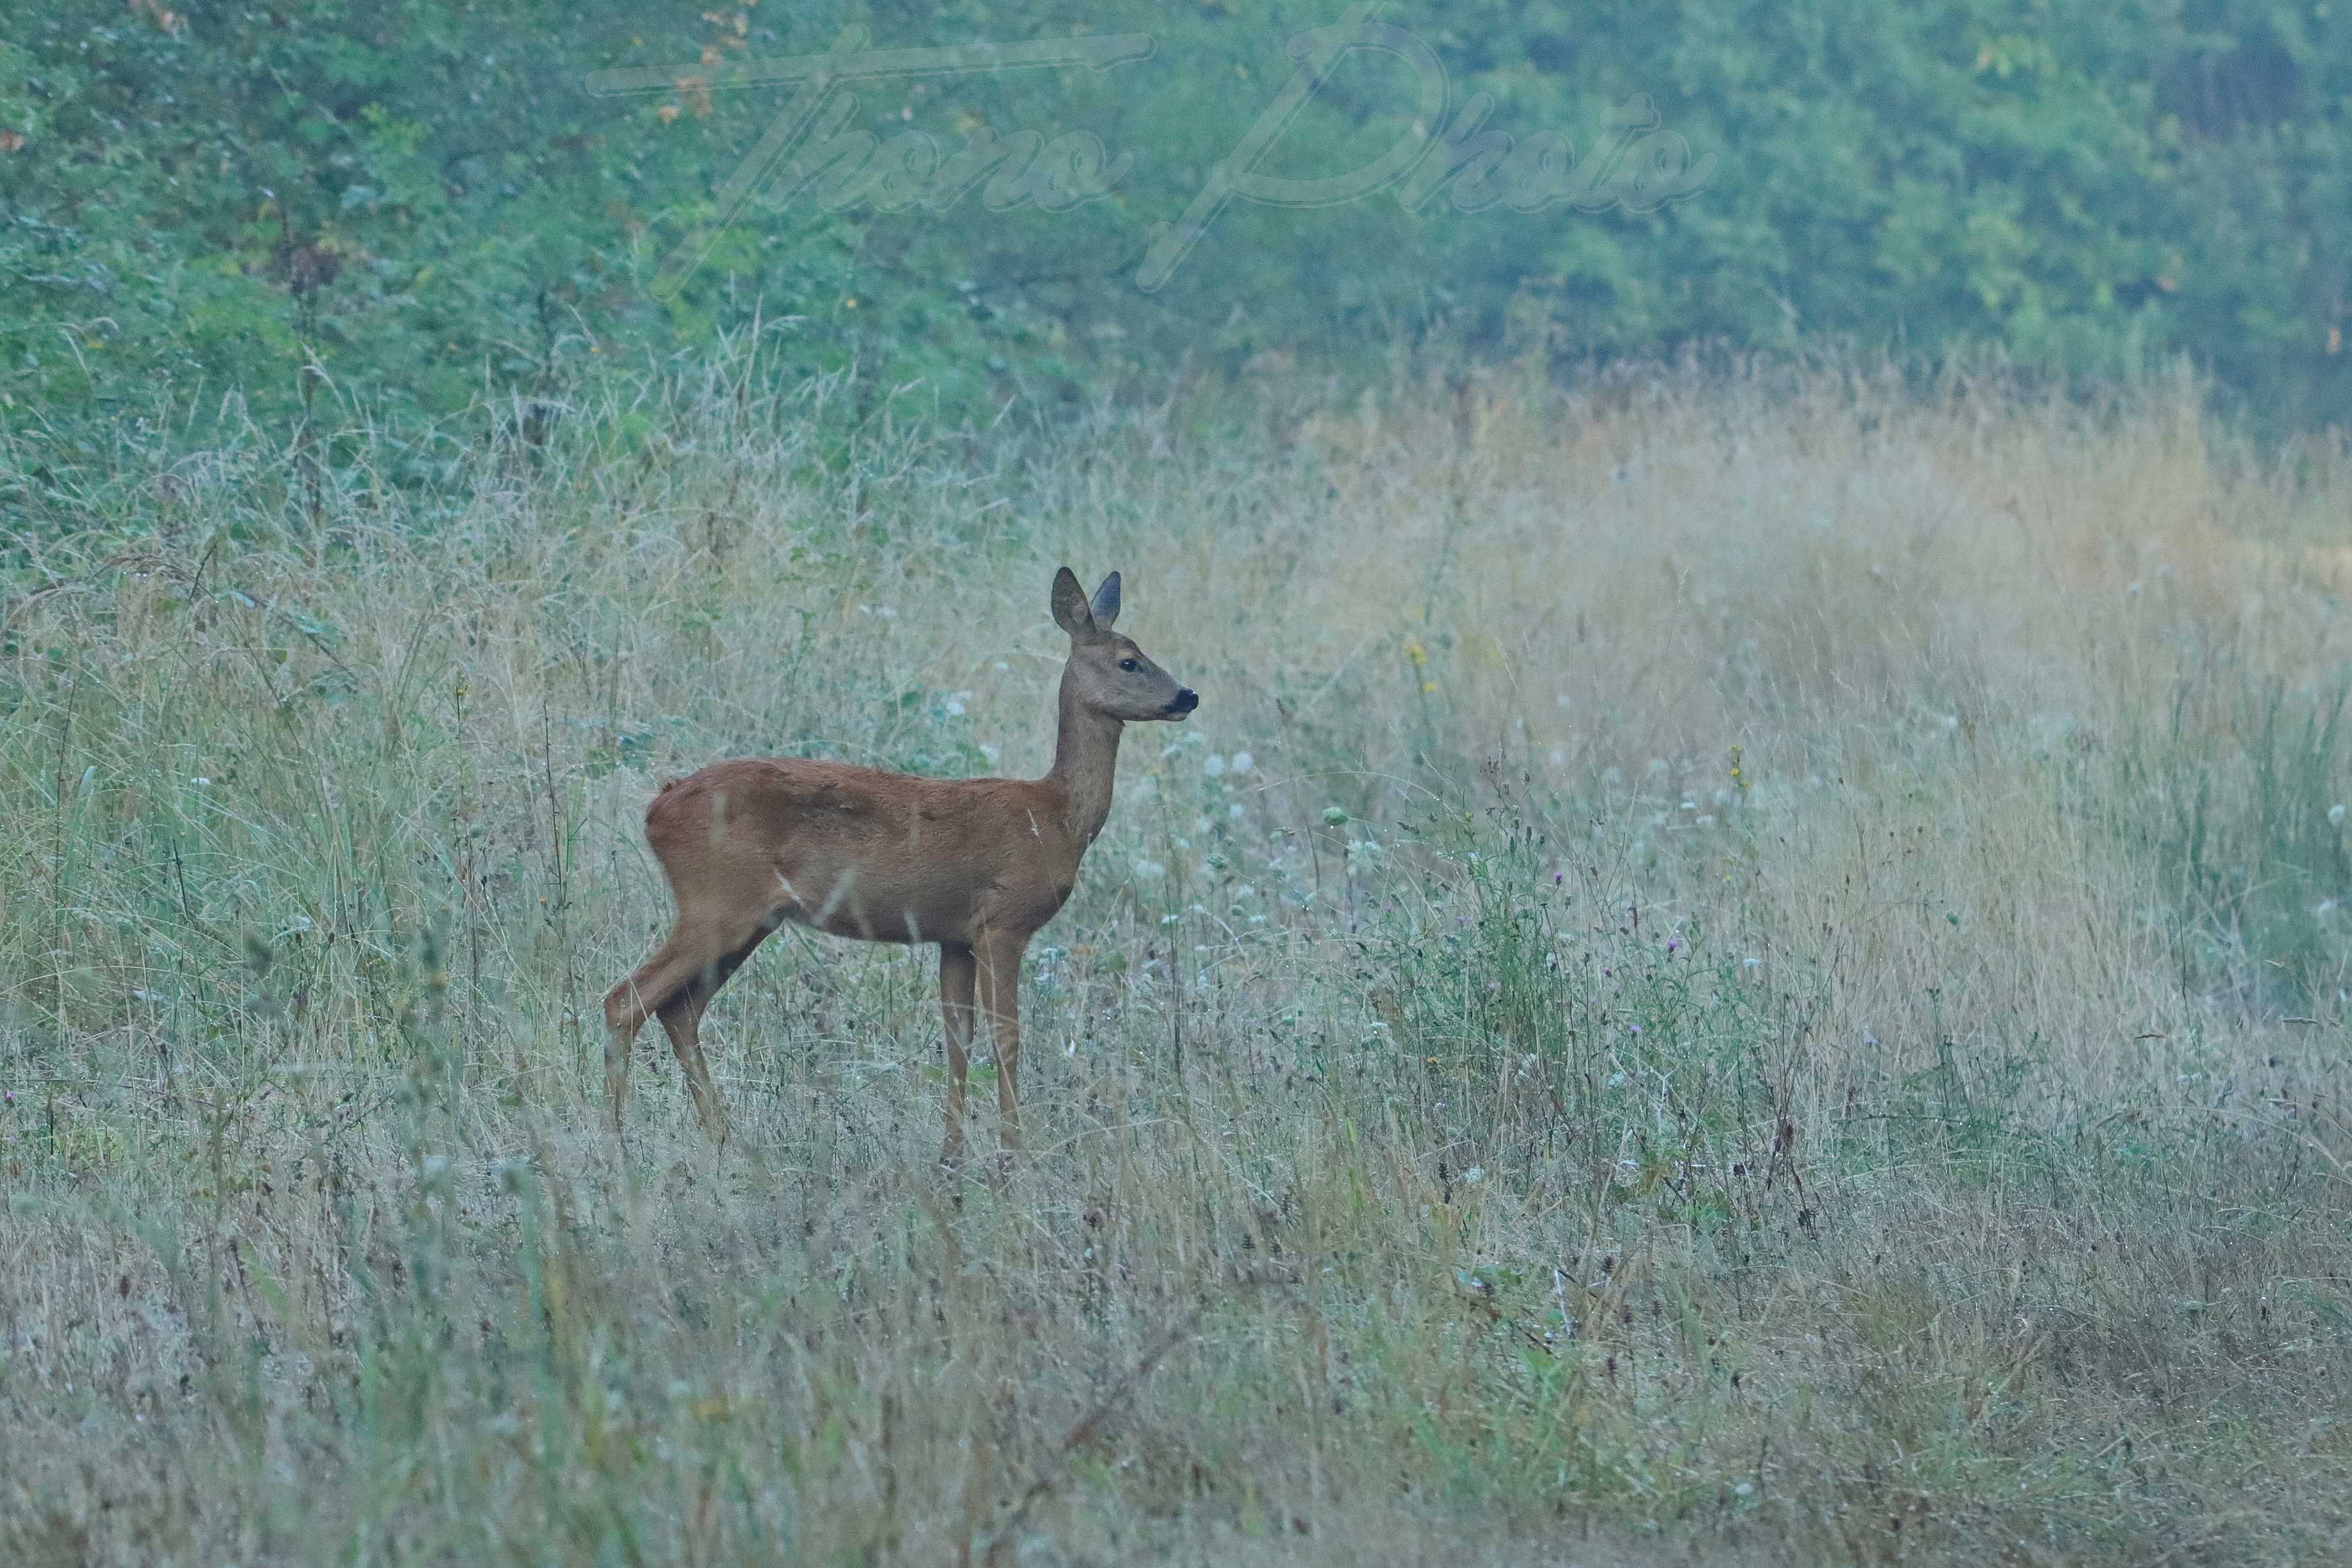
[2,0,2345,489]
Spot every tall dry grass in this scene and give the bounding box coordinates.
[3,355,2351,1565]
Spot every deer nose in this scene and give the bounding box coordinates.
[1169,688,1199,715]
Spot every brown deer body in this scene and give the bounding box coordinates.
[602,568,1196,1158]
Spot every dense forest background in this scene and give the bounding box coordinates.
[3,0,2348,505]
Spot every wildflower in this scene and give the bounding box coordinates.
[1463,1166,1484,1184]
[1228,802,1245,819]
[1133,859,1166,880]
[1204,754,1227,778]
[1404,638,1427,668]
[944,691,969,716]
[2333,803,2347,827]
[1229,750,1252,774]
[190,776,210,788]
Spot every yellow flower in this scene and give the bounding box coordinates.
[1404,638,1427,668]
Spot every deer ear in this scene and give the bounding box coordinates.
[1050,567,1095,637]
[1089,571,1121,629]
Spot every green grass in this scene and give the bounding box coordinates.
[3,357,2351,1565]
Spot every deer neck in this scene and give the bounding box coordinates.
[1046,666,1125,848]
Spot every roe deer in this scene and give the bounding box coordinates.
[602,567,1197,1159]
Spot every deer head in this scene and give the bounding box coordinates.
[1050,567,1197,723]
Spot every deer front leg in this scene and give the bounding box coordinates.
[938,942,976,1164]
[974,930,1032,1153]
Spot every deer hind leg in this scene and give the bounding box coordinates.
[938,943,976,1164]
[602,915,770,1139]
[973,930,1032,1153]
[604,937,690,1137]
[656,925,774,1147]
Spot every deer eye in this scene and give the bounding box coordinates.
[1118,658,1139,672]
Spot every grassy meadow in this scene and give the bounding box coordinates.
[4,359,2352,1564]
